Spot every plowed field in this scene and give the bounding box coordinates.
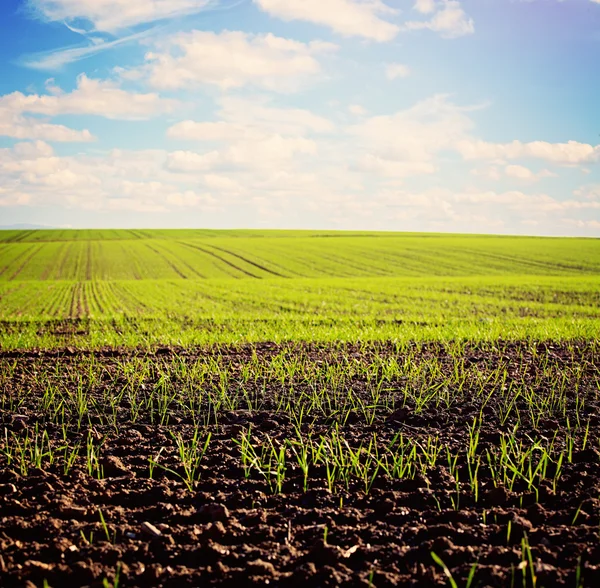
[2,341,599,587]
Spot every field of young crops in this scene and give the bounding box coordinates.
[1,230,599,587]
[1,230,599,349]
[1,230,599,281]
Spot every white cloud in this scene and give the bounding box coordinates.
[128,31,337,91]
[0,187,32,208]
[166,136,317,172]
[379,186,600,235]
[471,166,502,181]
[471,165,558,183]
[0,140,356,222]
[253,0,399,42]
[12,140,56,159]
[504,164,557,181]
[0,143,226,213]
[168,121,260,143]
[0,74,178,120]
[404,1,474,39]
[414,0,437,14]
[166,151,219,172]
[354,154,435,177]
[457,139,600,165]
[348,104,367,116]
[203,174,243,192]
[117,180,218,212]
[563,219,600,231]
[573,185,600,201]
[346,93,595,198]
[0,73,175,143]
[0,107,94,142]
[348,94,474,167]
[28,0,213,33]
[505,164,537,180]
[217,96,334,134]
[385,63,411,80]
[168,96,334,141]
[166,95,339,200]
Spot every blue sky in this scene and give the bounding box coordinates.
[0,0,599,235]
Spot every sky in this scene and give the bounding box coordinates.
[0,0,599,235]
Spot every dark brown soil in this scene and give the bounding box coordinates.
[1,341,600,587]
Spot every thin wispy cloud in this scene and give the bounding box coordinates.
[20,27,159,70]
[27,0,216,33]
[21,0,243,70]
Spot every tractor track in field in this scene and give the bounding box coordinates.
[0,244,42,280]
[86,242,93,281]
[206,245,286,278]
[56,243,71,280]
[66,283,88,319]
[40,243,67,281]
[180,242,260,279]
[1,341,599,587]
[144,244,188,280]
[164,242,207,278]
[4,229,36,243]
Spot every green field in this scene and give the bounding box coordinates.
[1,230,598,348]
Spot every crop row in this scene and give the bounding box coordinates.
[1,275,599,348]
[1,341,597,498]
[2,340,597,431]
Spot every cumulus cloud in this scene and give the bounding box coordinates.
[0,143,225,213]
[348,94,474,171]
[573,185,600,201]
[504,165,557,181]
[348,104,367,116]
[354,154,436,178]
[166,136,317,172]
[28,0,214,33]
[404,1,474,38]
[346,94,594,191]
[253,0,399,42]
[385,63,411,80]
[166,96,331,181]
[168,121,260,143]
[414,0,437,14]
[0,74,178,120]
[0,108,94,142]
[0,139,360,225]
[12,140,56,159]
[168,96,334,141]
[380,187,600,235]
[0,73,177,143]
[125,31,337,92]
[217,96,334,134]
[457,139,600,165]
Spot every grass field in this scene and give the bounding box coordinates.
[1,230,599,349]
[1,230,600,587]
